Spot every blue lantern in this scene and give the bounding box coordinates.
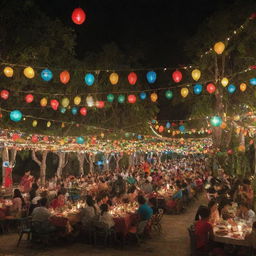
[71,107,78,115]
[137,135,142,140]
[151,120,157,124]
[84,73,95,86]
[60,107,66,114]
[227,84,236,94]
[41,69,53,81]
[10,110,22,122]
[140,92,147,100]
[146,71,157,84]
[179,125,185,132]
[250,78,256,85]
[210,116,222,127]
[166,122,171,129]
[76,136,85,144]
[193,84,202,95]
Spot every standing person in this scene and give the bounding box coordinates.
[20,170,34,193]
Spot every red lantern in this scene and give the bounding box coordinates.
[31,135,38,143]
[158,126,164,133]
[72,8,86,25]
[50,99,59,110]
[80,107,87,116]
[43,136,49,142]
[128,94,136,104]
[12,133,20,141]
[128,72,137,85]
[25,94,34,103]
[172,70,182,83]
[172,122,177,127]
[206,83,216,94]
[91,136,96,145]
[1,90,9,100]
[250,13,256,19]
[60,70,70,84]
[207,129,212,134]
[249,65,256,70]
[96,101,105,109]
[227,149,233,155]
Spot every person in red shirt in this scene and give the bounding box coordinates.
[50,193,65,210]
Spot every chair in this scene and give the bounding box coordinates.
[151,209,164,233]
[17,217,32,247]
[187,225,206,256]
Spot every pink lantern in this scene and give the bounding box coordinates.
[128,94,136,104]
[43,136,49,142]
[158,126,164,133]
[25,94,34,103]
[96,101,105,109]
[172,70,182,83]
[1,90,9,100]
[80,107,87,116]
[128,72,137,85]
[12,133,20,141]
[31,135,38,143]
[50,99,59,110]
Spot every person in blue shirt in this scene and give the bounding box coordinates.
[172,184,183,200]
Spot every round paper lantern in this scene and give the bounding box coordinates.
[72,8,86,25]
[61,97,70,108]
[166,122,171,129]
[107,94,115,102]
[140,92,147,100]
[128,72,137,85]
[150,92,158,102]
[109,73,119,85]
[181,88,189,98]
[238,145,245,152]
[146,71,157,84]
[165,90,173,99]
[158,126,164,133]
[43,136,48,142]
[240,83,247,92]
[96,101,105,109]
[210,116,222,127]
[4,67,14,77]
[193,84,202,95]
[179,125,185,132]
[191,69,201,81]
[118,95,125,103]
[60,70,70,84]
[76,136,85,144]
[227,84,236,94]
[206,83,216,94]
[214,42,225,55]
[47,121,51,128]
[25,94,34,103]
[74,96,81,105]
[10,110,22,122]
[71,107,78,115]
[220,122,227,129]
[60,107,66,114]
[125,132,130,138]
[12,133,20,141]
[250,78,256,85]
[137,135,142,140]
[86,96,94,107]
[172,70,182,83]
[1,90,9,100]
[41,69,53,81]
[155,125,159,130]
[50,99,59,110]
[80,107,87,116]
[32,120,37,127]
[31,135,38,143]
[40,97,47,107]
[85,73,95,86]
[128,94,136,104]
[23,66,35,79]
[234,115,240,121]
[221,77,229,87]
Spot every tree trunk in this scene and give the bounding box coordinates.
[32,150,48,186]
[114,153,123,171]
[56,152,68,178]
[77,153,85,176]
[85,153,95,174]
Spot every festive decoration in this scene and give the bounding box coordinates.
[47,121,51,128]
[234,115,240,121]
[238,145,245,152]
[158,126,164,133]
[109,72,119,85]
[76,136,85,144]
[166,122,171,129]
[86,96,94,107]
[240,83,247,92]
[250,78,256,85]
[74,96,81,105]
[23,66,35,79]
[172,70,182,83]
[165,90,173,99]
[128,95,136,104]
[4,67,14,77]
[118,95,125,103]
[140,92,147,100]
[12,133,20,141]
[50,99,59,111]
[107,94,115,102]
[181,88,189,98]
[41,69,53,82]
[71,107,78,115]
[32,120,38,127]
[25,94,34,103]
[179,125,185,132]
[61,98,70,108]
[128,72,137,85]
[220,122,227,129]
[221,77,229,87]
[10,110,22,122]
[210,116,222,127]
[227,84,236,94]
[96,101,105,109]
[1,90,9,100]
[146,71,157,84]
[193,84,202,95]
[213,41,225,54]
[80,107,87,116]
[150,92,158,102]
[40,98,47,107]
[60,70,70,84]
[206,83,216,94]
[31,135,38,143]
[72,8,86,25]
[60,107,66,114]
[191,69,201,81]
[85,73,95,86]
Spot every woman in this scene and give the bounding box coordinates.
[11,189,25,218]
[208,200,220,225]
[80,195,98,227]
[99,203,114,229]
[50,192,65,210]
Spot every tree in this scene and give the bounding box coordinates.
[31,150,48,185]
[56,152,69,178]
[77,153,85,176]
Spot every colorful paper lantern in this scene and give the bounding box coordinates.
[109,72,119,85]
[96,101,105,109]
[72,8,86,25]
[41,69,53,81]
[227,84,236,94]
[140,92,147,100]
[32,120,37,127]
[213,41,225,55]
[166,122,171,129]
[60,107,66,114]
[181,88,189,98]
[250,78,256,86]
[238,145,245,152]
[61,97,70,108]
[80,107,87,116]
[107,94,115,102]
[221,77,229,87]
[234,115,240,121]
[128,94,136,104]
[210,116,222,127]
[165,90,173,99]
[146,71,157,84]
[10,110,22,122]
[85,73,95,86]
[76,136,85,144]
[128,72,137,85]
[31,135,38,143]
[150,92,158,102]
[1,90,9,100]
[46,121,51,128]
[50,99,59,110]
[24,66,35,79]
[12,133,20,141]
[25,94,34,103]
[43,136,49,142]
[158,126,164,133]
[179,125,185,132]
[172,70,182,83]
[60,70,70,84]
[240,83,247,92]
[71,107,78,115]
[220,122,227,129]
[193,84,202,95]
[191,69,201,81]
[40,97,47,107]
[4,67,14,77]
[74,96,81,105]
[86,96,94,107]
[206,83,216,94]
[118,95,125,103]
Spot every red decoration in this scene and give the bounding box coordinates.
[25,94,34,103]
[207,130,212,134]
[91,136,96,145]
[43,136,48,142]
[72,8,86,25]
[128,94,136,104]
[250,13,256,19]
[60,70,70,84]
[0,113,3,118]
[96,101,105,109]
[128,72,137,85]
[172,122,177,127]
[249,65,256,70]
[80,107,87,116]
[1,90,9,100]
[50,99,59,110]
[172,70,182,83]
[227,149,233,155]
[206,83,216,94]
[12,133,20,141]
[158,126,164,133]
[31,135,38,143]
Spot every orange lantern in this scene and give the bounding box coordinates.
[60,70,70,84]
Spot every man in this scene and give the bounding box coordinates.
[237,202,255,224]
[32,198,52,223]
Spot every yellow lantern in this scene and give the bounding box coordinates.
[74,96,81,105]
[86,95,94,107]
[109,72,119,85]
[240,83,247,92]
[61,97,70,108]
[32,120,37,127]
[167,130,170,133]
[61,122,65,128]
[23,66,35,79]
[60,140,65,145]
[238,145,245,152]
[155,125,159,130]
[4,67,14,77]
[191,69,201,81]
[100,133,105,138]
[40,97,48,107]
[221,77,229,87]
[220,122,227,129]
[236,128,240,134]
[181,87,189,98]
[150,92,158,102]
[213,41,225,55]
[234,115,240,121]
[47,121,51,127]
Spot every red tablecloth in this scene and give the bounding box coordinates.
[113,213,137,236]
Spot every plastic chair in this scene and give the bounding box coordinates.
[17,217,32,247]
[151,209,164,233]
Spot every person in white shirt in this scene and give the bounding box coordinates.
[237,202,255,224]
[99,204,114,229]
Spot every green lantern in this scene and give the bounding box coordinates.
[118,94,125,103]
[210,116,222,127]
[165,90,173,99]
[107,94,115,102]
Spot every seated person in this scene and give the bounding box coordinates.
[80,195,97,227]
[237,202,255,224]
[141,180,153,194]
[98,203,114,229]
[208,200,220,225]
[11,189,25,218]
[172,184,183,200]
[50,192,65,210]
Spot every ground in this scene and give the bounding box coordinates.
[0,195,205,256]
